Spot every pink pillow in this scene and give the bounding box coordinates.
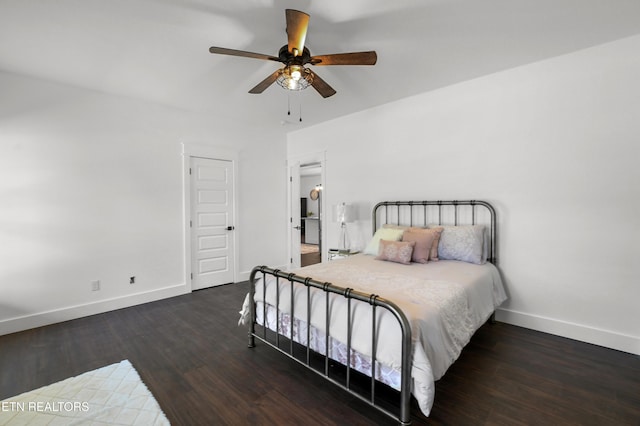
[402,229,437,263]
[376,239,415,265]
[413,227,443,261]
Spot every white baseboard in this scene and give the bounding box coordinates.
[239,264,288,283]
[238,270,252,282]
[495,308,639,356]
[0,283,190,337]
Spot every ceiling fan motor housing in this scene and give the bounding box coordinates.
[278,45,311,66]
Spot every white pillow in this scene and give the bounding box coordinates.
[363,228,405,255]
[436,225,486,264]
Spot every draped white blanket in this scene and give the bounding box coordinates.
[243,254,507,417]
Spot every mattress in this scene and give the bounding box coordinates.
[243,254,507,417]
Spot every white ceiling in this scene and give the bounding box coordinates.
[2,0,640,132]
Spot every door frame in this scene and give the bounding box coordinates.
[287,151,326,268]
[182,143,239,291]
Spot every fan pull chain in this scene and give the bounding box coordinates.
[299,103,302,122]
[287,95,291,116]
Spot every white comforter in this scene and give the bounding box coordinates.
[243,254,507,417]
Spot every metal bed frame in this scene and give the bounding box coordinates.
[248,200,497,425]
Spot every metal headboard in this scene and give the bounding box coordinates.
[373,200,497,264]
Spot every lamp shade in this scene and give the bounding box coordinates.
[334,203,355,223]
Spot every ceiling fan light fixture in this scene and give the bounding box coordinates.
[277,65,313,91]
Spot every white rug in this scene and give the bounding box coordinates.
[0,360,170,425]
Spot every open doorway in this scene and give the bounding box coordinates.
[288,152,325,269]
[300,163,322,266]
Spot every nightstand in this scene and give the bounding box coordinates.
[328,248,360,261]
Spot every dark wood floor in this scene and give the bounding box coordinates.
[1,282,638,425]
[301,251,321,267]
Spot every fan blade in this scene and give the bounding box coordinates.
[309,71,336,98]
[249,69,282,94]
[310,51,377,66]
[285,9,309,56]
[209,46,280,62]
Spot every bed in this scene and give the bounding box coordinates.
[240,200,507,424]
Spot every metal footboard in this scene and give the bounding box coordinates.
[248,266,413,425]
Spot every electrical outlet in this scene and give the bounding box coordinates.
[129,276,135,284]
[91,280,100,291]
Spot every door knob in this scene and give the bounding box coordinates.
[293,226,301,230]
[226,226,235,231]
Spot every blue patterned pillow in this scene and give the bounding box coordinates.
[437,225,486,264]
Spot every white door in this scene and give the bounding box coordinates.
[190,157,235,289]
[289,162,302,269]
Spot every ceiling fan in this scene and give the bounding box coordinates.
[209,9,377,98]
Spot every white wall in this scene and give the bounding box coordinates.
[287,35,640,354]
[237,133,288,274]
[0,71,287,334]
